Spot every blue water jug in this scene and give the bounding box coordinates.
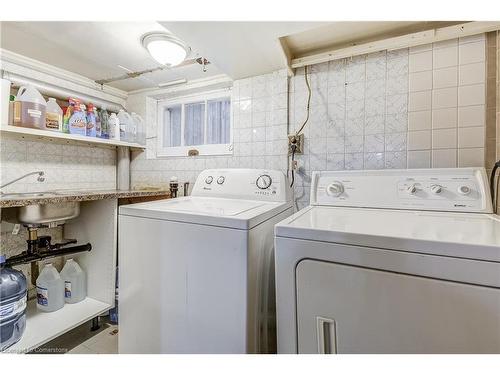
[0,255,27,351]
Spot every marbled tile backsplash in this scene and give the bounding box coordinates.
[0,135,116,193]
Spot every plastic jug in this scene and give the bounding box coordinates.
[60,259,86,304]
[36,263,64,313]
[86,103,97,137]
[131,112,145,145]
[0,255,27,351]
[13,85,46,128]
[45,98,63,132]
[108,113,120,140]
[99,107,109,139]
[118,109,134,142]
[68,98,87,136]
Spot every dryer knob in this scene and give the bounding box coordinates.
[458,185,471,195]
[217,176,225,185]
[326,182,344,197]
[205,176,214,184]
[256,174,272,189]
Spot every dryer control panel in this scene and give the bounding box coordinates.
[311,168,492,213]
[191,168,292,203]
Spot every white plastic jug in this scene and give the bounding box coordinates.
[14,85,46,129]
[131,112,145,145]
[118,109,134,142]
[60,259,86,304]
[45,98,63,132]
[36,263,64,313]
[108,113,120,140]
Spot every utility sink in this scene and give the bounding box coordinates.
[1,192,80,225]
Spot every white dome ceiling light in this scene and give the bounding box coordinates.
[141,32,190,67]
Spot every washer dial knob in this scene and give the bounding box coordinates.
[217,176,225,185]
[430,184,443,194]
[205,176,213,184]
[256,174,272,190]
[458,185,471,195]
[326,181,344,197]
[407,183,419,195]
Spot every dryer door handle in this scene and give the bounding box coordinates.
[316,316,337,354]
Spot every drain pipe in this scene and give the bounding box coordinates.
[117,146,131,191]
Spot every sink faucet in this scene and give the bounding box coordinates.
[0,171,45,193]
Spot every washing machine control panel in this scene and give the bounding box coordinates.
[311,168,492,213]
[192,169,292,202]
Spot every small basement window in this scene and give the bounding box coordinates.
[157,89,232,157]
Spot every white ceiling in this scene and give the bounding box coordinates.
[0,21,223,92]
[0,21,460,93]
[160,21,328,79]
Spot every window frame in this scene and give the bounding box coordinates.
[157,89,233,157]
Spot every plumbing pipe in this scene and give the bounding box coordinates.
[4,72,124,113]
[117,146,131,190]
[5,243,92,267]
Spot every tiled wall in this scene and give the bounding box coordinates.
[129,34,489,209]
[407,34,486,168]
[0,136,116,193]
[129,70,289,190]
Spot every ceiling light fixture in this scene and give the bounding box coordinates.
[141,32,190,67]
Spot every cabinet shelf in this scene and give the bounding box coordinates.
[1,125,145,150]
[6,297,112,353]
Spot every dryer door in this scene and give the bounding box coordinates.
[296,259,500,354]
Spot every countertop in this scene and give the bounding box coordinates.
[0,189,171,208]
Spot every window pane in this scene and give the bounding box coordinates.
[164,105,181,147]
[207,98,231,145]
[184,102,205,146]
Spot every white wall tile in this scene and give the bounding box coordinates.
[458,62,485,86]
[432,149,457,168]
[409,71,432,92]
[432,108,457,129]
[432,128,457,149]
[408,130,431,150]
[458,105,485,127]
[458,127,485,148]
[408,110,431,131]
[459,41,485,65]
[409,91,432,111]
[409,51,432,72]
[408,150,431,168]
[433,66,458,89]
[458,84,485,106]
[432,87,457,109]
[433,46,458,69]
[458,148,484,167]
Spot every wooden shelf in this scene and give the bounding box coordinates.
[1,125,145,150]
[6,297,112,353]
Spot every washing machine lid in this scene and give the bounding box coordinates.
[275,206,500,262]
[119,196,291,229]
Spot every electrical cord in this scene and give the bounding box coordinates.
[290,65,312,188]
[490,160,500,214]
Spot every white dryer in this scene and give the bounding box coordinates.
[275,168,500,354]
[119,168,292,354]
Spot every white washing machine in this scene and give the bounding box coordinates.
[275,167,500,354]
[119,168,292,354]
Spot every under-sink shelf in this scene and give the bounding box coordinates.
[6,297,112,353]
[1,125,145,150]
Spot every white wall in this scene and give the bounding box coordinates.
[129,34,488,210]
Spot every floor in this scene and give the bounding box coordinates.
[32,316,118,354]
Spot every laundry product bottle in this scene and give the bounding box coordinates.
[36,263,64,313]
[99,106,109,139]
[108,113,120,140]
[44,98,63,132]
[117,109,133,142]
[86,103,97,137]
[60,259,86,304]
[68,98,87,136]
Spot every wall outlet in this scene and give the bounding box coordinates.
[288,133,304,155]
